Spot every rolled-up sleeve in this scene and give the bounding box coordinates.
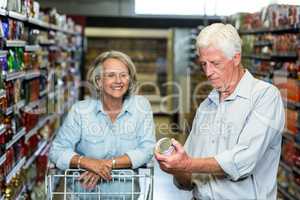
[125,98,156,169]
[214,86,285,181]
[49,104,82,170]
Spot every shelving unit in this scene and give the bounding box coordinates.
[238,9,300,199]
[0,4,83,200]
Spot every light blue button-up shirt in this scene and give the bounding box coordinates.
[49,95,156,170]
[183,70,285,199]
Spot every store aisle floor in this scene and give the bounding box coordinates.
[153,160,193,200]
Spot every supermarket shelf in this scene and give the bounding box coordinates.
[284,100,300,110]
[0,125,5,136]
[0,8,7,16]
[243,54,271,60]
[27,18,80,35]
[0,153,6,166]
[8,11,26,21]
[61,46,76,52]
[24,140,48,169]
[295,143,300,150]
[40,63,49,69]
[25,114,55,142]
[24,98,45,112]
[39,40,55,46]
[5,40,26,47]
[293,166,300,175]
[27,181,35,191]
[248,69,270,77]
[253,71,270,77]
[4,105,13,115]
[15,99,26,110]
[271,52,298,60]
[278,184,298,200]
[27,17,51,29]
[49,46,60,51]
[40,142,51,156]
[6,127,26,150]
[280,161,293,173]
[58,99,75,115]
[25,45,41,52]
[283,130,295,141]
[253,40,273,47]
[240,25,300,35]
[0,89,5,98]
[24,70,40,80]
[273,70,289,78]
[28,18,50,29]
[5,157,26,184]
[0,50,7,57]
[40,89,48,97]
[15,185,26,200]
[243,52,297,61]
[0,10,80,35]
[48,91,56,99]
[4,71,25,81]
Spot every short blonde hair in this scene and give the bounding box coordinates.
[196,23,242,59]
[88,50,137,97]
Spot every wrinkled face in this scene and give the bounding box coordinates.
[97,58,130,100]
[198,47,236,92]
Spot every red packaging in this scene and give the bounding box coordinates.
[285,108,298,134]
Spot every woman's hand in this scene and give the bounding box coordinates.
[83,158,112,181]
[78,171,100,190]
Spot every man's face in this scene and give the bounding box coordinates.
[198,47,235,92]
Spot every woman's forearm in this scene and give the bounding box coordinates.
[70,154,81,168]
[69,154,132,170]
[112,155,132,169]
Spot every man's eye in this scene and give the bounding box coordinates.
[199,62,206,67]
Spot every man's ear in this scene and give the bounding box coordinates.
[233,53,241,67]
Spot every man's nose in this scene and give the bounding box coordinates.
[204,63,214,77]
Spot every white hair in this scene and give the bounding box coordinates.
[196,23,242,59]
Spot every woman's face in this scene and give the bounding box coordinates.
[98,58,130,100]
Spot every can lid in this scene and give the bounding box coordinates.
[156,137,172,154]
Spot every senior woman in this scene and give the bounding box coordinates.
[49,50,156,198]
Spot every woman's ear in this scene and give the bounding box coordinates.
[96,77,102,90]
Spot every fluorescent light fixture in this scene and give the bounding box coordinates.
[135,0,300,16]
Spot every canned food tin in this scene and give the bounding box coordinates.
[156,137,174,156]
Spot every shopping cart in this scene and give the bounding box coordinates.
[46,168,153,200]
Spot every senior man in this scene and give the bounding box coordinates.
[156,23,285,199]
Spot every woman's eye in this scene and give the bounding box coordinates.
[107,73,115,77]
[121,74,128,78]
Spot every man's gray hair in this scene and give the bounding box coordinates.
[196,23,242,59]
